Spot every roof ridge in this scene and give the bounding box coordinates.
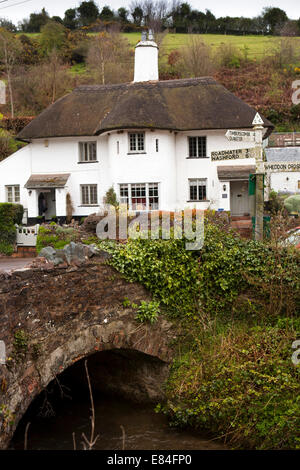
[75,77,217,93]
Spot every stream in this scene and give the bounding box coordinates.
[11,393,225,451]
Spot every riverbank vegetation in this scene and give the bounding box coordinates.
[97,216,300,449]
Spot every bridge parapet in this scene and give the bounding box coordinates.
[0,253,175,449]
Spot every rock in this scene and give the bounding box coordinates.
[38,242,100,267]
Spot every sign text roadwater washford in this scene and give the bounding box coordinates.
[211,148,259,161]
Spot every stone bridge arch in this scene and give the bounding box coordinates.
[0,253,176,449]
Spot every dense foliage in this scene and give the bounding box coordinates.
[100,222,300,449]
[0,203,23,255]
[7,2,300,37]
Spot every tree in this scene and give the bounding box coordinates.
[0,114,20,161]
[100,6,115,22]
[40,21,67,56]
[13,51,73,114]
[21,8,49,33]
[0,18,16,32]
[0,29,21,118]
[63,8,78,30]
[130,2,143,26]
[263,7,288,34]
[118,7,129,24]
[87,32,133,85]
[51,16,63,25]
[279,20,300,37]
[17,34,40,65]
[180,36,215,77]
[77,1,99,27]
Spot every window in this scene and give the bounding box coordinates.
[188,136,207,158]
[6,185,20,203]
[81,185,98,205]
[148,183,159,210]
[189,179,207,201]
[128,132,145,153]
[120,184,129,206]
[79,142,97,162]
[119,183,159,210]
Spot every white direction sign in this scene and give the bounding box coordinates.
[264,161,300,173]
[225,129,256,143]
[211,147,259,162]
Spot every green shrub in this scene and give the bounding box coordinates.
[104,186,119,207]
[162,322,300,449]
[103,237,200,317]
[284,194,300,214]
[135,300,160,324]
[101,224,300,449]
[0,203,24,254]
[0,202,23,225]
[36,224,78,252]
[0,242,14,256]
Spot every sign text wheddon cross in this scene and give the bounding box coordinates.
[264,162,300,172]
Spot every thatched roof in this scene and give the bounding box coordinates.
[17,78,273,141]
[25,174,70,189]
[217,165,256,180]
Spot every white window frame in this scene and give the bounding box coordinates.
[188,178,208,201]
[80,184,98,205]
[128,132,146,154]
[119,183,159,211]
[6,185,20,203]
[79,141,97,162]
[188,136,207,158]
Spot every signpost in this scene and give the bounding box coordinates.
[252,113,265,241]
[225,129,256,142]
[211,147,259,161]
[224,113,265,241]
[223,116,300,241]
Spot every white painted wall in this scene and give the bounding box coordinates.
[0,128,274,219]
[0,145,31,209]
[270,172,300,194]
[175,129,257,211]
[134,41,159,82]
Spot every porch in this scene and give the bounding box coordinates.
[24,173,70,223]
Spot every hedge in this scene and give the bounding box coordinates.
[0,203,24,254]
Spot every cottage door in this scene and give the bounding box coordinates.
[230,181,250,216]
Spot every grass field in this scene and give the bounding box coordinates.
[18,32,300,61]
[124,33,293,59]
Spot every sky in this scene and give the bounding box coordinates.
[0,0,299,25]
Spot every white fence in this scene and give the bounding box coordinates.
[16,225,39,247]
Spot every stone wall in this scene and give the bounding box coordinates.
[0,253,175,449]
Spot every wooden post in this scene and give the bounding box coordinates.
[253,113,265,241]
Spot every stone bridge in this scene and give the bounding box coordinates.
[0,252,176,449]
